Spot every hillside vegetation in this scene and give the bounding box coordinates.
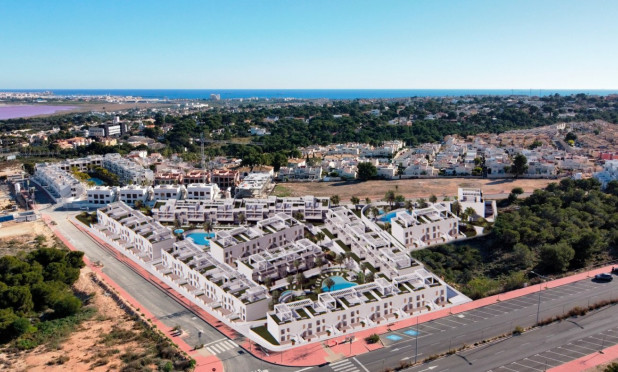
[412,179,618,299]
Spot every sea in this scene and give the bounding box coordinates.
[2,89,618,100]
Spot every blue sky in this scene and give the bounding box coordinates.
[1,0,617,89]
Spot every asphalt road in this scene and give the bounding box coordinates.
[47,207,297,372]
[44,203,618,372]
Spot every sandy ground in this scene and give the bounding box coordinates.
[0,267,148,371]
[0,219,56,257]
[274,178,559,201]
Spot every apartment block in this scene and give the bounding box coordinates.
[153,184,184,201]
[458,187,497,221]
[390,203,461,249]
[209,213,304,265]
[95,202,175,262]
[267,269,445,344]
[186,183,221,201]
[32,163,86,202]
[87,186,117,205]
[118,185,151,206]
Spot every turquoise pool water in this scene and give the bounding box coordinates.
[322,276,358,292]
[379,210,411,223]
[186,232,216,246]
[88,177,105,186]
[174,229,185,234]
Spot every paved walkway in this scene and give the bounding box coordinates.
[48,213,618,369]
[548,343,618,372]
[43,215,225,372]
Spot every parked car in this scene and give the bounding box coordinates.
[594,273,613,282]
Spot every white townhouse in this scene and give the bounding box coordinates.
[390,203,461,250]
[156,239,269,322]
[236,238,324,283]
[186,183,220,201]
[118,185,151,206]
[153,184,185,201]
[87,186,118,205]
[236,173,271,198]
[33,163,86,202]
[266,269,446,344]
[209,213,304,266]
[103,153,154,185]
[95,202,175,262]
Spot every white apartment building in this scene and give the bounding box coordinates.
[236,173,271,198]
[103,153,154,185]
[277,166,323,181]
[118,185,151,206]
[390,203,461,249]
[33,163,86,202]
[95,202,175,262]
[87,186,118,205]
[210,213,304,265]
[156,239,269,322]
[186,183,221,201]
[266,269,446,344]
[458,188,498,221]
[153,184,185,201]
[237,238,324,283]
[152,195,330,225]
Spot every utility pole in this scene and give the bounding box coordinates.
[530,271,550,325]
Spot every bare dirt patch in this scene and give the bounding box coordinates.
[0,219,56,257]
[0,267,153,371]
[275,178,558,201]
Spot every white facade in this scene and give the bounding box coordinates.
[209,213,304,265]
[186,183,221,201]
[236,173,271,198]
[153,184,184,201]
[118,185,151,206]
[595,160,618,188]
[390,203,461,249]
[33,163,86,202]
[87,186,117,205]
[458,188,498,221]
[267,269,446,344]
[103,153,154,185]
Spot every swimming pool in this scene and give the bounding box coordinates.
[186,232,216,246]
[322,276,358,292]
[379,210,411,223]
[87,177,105,186]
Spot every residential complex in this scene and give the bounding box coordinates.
[390,203,462,249]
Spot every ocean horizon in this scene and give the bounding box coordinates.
[2,89,618,100]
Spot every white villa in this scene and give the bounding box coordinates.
[458,188,498,221]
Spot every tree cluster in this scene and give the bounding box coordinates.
[0,248,85,343]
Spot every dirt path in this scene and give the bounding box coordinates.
[276,178,558,201]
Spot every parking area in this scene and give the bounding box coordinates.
[493,327,618,372]
[379,279,612,353]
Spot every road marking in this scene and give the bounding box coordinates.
[497,365,519,372]
[295,367,313,372]
[568,343,598,352]
[329,359,349,367]
[533,353,563,365]
[353,357,370,372]
[432,320,457,329]
[204,337,228,346]
[578,339,604,348]
[543,350,572,361]
[557,346,588,356]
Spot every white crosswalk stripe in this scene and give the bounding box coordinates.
[205,339,238,355]
[330,359,359,372]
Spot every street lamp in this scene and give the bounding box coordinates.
[530,271,550,325]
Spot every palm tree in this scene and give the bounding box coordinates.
[315,256,324,272]
[404,200,414,212]
[365,197,371,205]
[366,272,375,283]
[384,190,396,207]
[286,275,295,289]
[463,207,477,221]
[395,194,405,207]
[293,259,301,273]
[370,206,380,219]
[350,196,360,210]
[417,198,428,208]
[237,212,246,225]
[264,276,273,289]
[295,272,306,290]
[429,194,438,204]
[451,201,462,216]
[324,277,335,293]
[203,221,212,233]
[357,271,366,284]
[315,231,326,243]
[330,194,340,206]
[334,254,345,267]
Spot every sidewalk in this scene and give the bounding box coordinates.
[43,215,225,372]
[548,343,618,372]
[48,213,618,368]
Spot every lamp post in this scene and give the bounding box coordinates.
[530,271,550,325]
